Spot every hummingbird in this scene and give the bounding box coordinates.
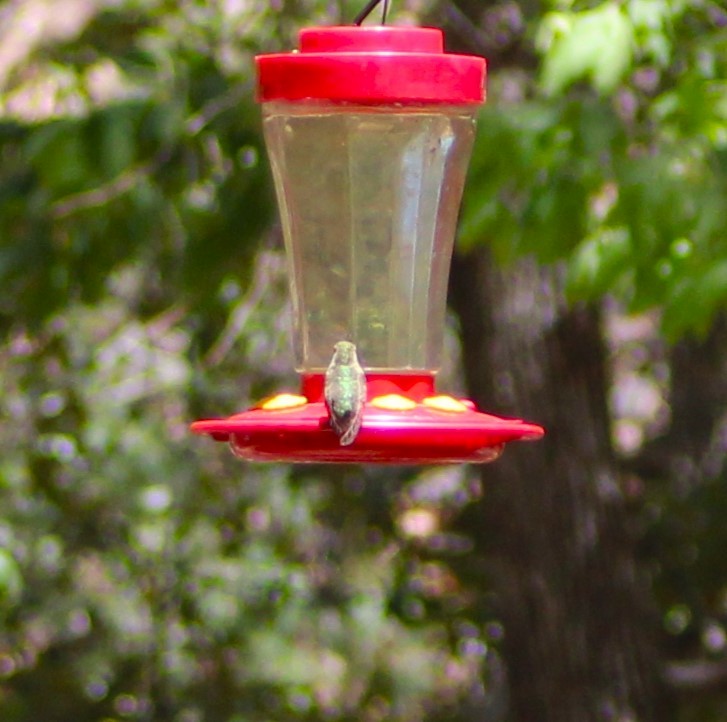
[324,341,367,446]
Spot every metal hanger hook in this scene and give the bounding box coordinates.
[353,0,390,25]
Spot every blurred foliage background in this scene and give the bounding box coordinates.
[0,0,725,721]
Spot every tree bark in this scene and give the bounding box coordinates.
[448,248,673,722]
[631,316,727,487]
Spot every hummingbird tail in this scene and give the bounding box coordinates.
[337,415,363,446]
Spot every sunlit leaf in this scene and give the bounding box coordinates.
[566,227,632,300]
[540,4,635,95]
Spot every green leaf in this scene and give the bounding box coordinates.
[25,121,93,194]
[662,259,727,340]
[566,227,632,300]
[540,4,635,95]
[694,259,727,324]
[0,549,23,608]
[96,106,138,178]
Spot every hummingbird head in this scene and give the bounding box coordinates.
[333,341,357,364]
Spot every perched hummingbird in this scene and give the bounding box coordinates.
[324,341,367,446]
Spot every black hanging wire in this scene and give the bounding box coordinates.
[353,0,390,25]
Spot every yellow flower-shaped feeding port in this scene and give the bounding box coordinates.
[422,395,469,413]
[370,394,417,411]
[259,393,308,411]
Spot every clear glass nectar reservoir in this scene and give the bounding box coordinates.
[263,102,476,371]
[256,25,485,373]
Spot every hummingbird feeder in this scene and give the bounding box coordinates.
[192,15,544,464]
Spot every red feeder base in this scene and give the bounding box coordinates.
[191,373,544,464]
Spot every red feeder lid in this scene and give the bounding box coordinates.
[256,26,486,104]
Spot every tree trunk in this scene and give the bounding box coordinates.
[632,316,727,486]
[448,248,673,722]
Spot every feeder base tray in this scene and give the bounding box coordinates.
[191,373,544,464]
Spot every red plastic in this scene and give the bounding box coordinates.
[191,374,544,464]
[256,26,486,104]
